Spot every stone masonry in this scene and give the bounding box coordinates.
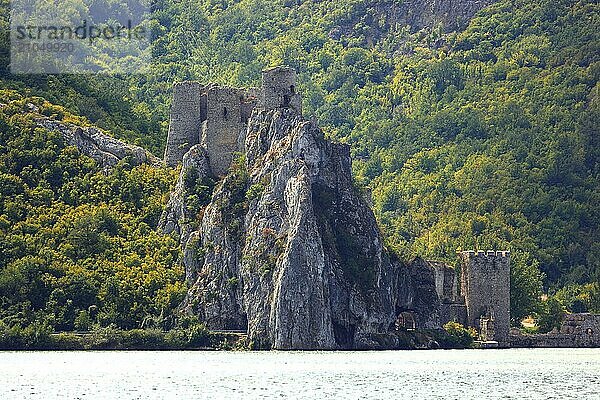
[164,82,203,167]
[511,313,600,348]
[429,251,511,345]
[262,66,302,114]
[200,86,255,177]
[164,66,301,176]
[430,261,467,327]
[459,250,511,346]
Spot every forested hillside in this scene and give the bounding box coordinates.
[135,0,600,315]
[145,0,599,319]
[0,0,599,336]
[0,93,184,334]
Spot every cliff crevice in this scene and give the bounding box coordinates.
[160,108,441,349]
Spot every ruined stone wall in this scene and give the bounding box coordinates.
[511,313,600,348]
[200,87,246,176]
[200,91,207,122]
[262,66,302,114]
[430,261,467,326]
[164,82,202,167]
[431,261,457,302]
[460,250,510,345]
[479,318,495,342]
[241,89,259,125]
[165,67,303,174]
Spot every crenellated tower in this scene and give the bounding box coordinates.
[459,250,510,346]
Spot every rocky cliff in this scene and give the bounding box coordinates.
[389,0,496,32]
[329,0,496,43]
[37,118,160,168]
[160,109,441,349]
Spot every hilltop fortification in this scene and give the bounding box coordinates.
[160,66,513,350]
[164,66,300,176]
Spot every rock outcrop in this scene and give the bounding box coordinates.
[329,0,496,43]
[386,0,496,32]
[37,118,160,168]
[397,258,441,329]
[160,108,443,349]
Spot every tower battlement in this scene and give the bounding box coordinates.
[459,250,510,345]
[164,66,301,175]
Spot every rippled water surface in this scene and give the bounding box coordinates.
[1,349,599,399]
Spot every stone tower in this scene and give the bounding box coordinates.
[459,250,510,345]
[164,82,203,167]
[163,66,301,174]
[262,66,302,114]
[200,86,252,177]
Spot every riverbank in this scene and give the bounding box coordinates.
[1,326,477,351]
[0,325,246,351]
[4,325,599,351]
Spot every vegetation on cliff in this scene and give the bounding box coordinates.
[0,0,599,337]
[0,93,184,333]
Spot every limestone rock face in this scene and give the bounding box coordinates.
[330,0,496,44]
[396,258,441,329]
[166,109,443,349]
[387,0,496,32]
[37,119,160,168]
[158,145,213,284]
[159,145,211,243]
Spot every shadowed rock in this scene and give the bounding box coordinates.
[161,108,444,349]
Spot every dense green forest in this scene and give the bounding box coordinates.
[0,0,599,338]
[0,93,185,334]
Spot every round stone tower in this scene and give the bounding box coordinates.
[261,66,302,114]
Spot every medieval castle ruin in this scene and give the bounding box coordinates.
[429,251,511,346]
[164,66,301,176]
[164,66,515,346]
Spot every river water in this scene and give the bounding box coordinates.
[0,349,598,399]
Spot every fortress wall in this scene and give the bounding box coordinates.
[241,97,258,125]
[460,250,510,344]
[166,67,302,173]
[511,313,600,348]
[430,261,467,326]
[430,261,457,303]
[200,91,208,122]
[202,87,246,176]
[164,82,203,167]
